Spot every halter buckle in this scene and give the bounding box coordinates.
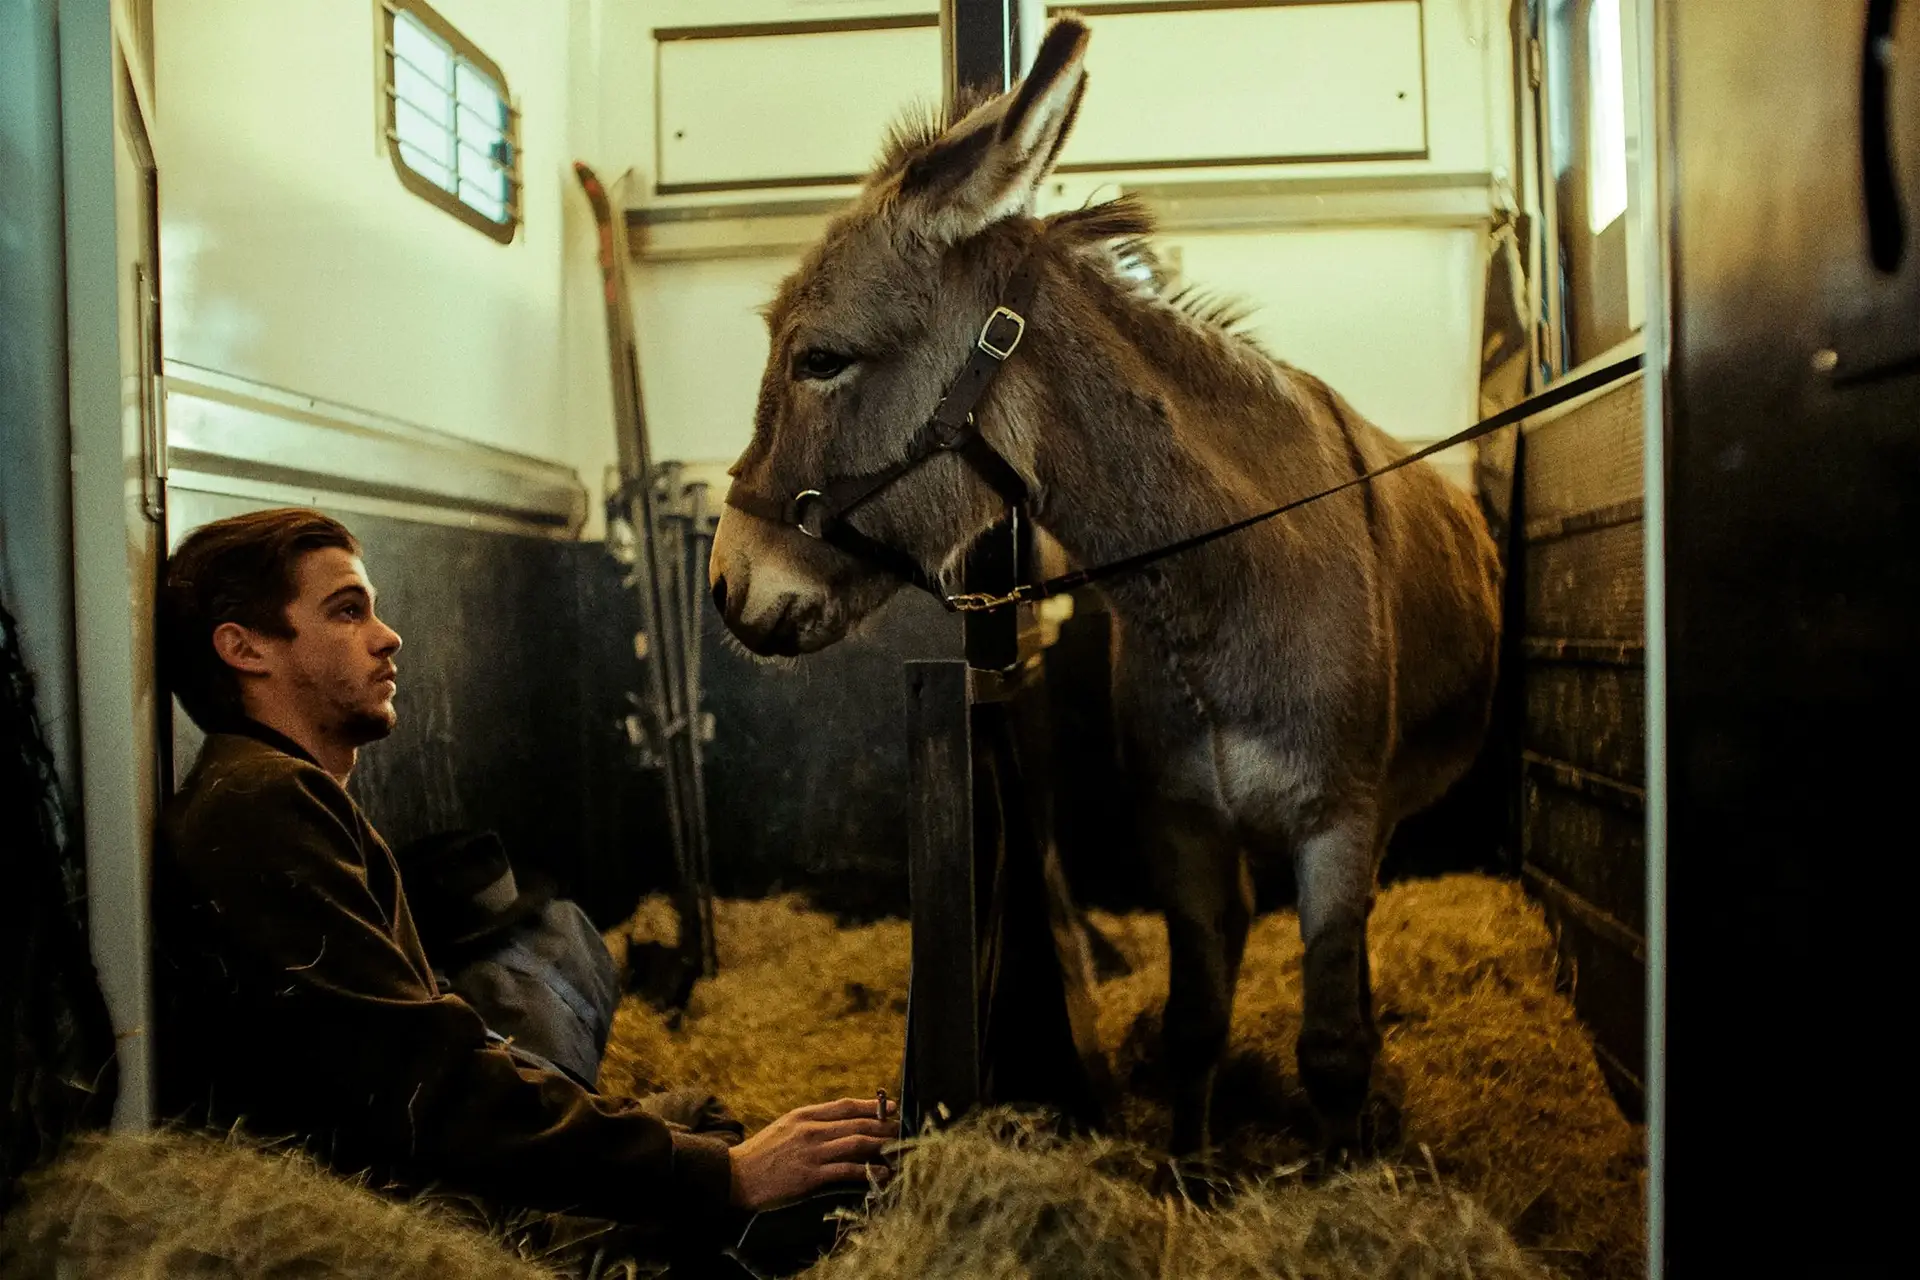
[977,307,1026,360]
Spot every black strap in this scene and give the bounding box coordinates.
[723,250,1047,588]
[951,351,1647,611]
[832,256,1044,523]
[930,260,1045,438]
[822,519,943,595]
[942,426,1032,508]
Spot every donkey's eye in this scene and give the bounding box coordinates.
[793,349,853,382]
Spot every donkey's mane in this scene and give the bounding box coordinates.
[1046,197,1263,347]
[1162,284,1263,338]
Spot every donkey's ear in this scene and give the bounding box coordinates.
[999,15,1092,178]
[896,17,1090,240]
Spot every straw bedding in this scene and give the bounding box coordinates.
[2,875,1643,1279]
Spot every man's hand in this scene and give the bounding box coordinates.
[728,1096,898,1210]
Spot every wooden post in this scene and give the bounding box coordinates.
[976,665,1112,1128]
[902,660,978,1132]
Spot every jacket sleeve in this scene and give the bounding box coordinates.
[168,760,735,1239]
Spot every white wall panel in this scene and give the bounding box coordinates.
[1058,2,1428,171]
[656,25,942,190]
[630,253,797,465]
[1166,224,1482,488]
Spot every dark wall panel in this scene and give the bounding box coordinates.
[1662,2,1920,1268]
[698,583,963,918]
[1510,375,1648,1121]
[1523,663,1645,785]
[1522,771,1646,934]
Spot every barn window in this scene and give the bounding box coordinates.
[1539,0,1644,371]
[379,0,520,243]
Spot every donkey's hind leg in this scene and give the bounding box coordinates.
[1294,813,1384,1157]
[1150,800,1253,1157]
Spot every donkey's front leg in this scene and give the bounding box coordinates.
[1294,814,1383,1157]
[1150,800,1253,1157]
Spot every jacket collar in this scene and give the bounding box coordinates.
[223,717,325,770]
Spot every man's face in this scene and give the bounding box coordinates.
[261,547,404,744]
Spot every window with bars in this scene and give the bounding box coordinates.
[380,0,520,243]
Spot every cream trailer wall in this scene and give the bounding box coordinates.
[154,0,617,504]
[152,1,1513,517]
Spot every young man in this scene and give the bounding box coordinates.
[154,507,893,1256]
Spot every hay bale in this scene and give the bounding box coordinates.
[808,1110,1551,1280]
[0,1129,560,1279]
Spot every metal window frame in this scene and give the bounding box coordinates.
[1511,4,1668,1276]
[653,14,941,42]
[376,0,521,244]
[1518,0,1569,379]
[1525,0,1645,384]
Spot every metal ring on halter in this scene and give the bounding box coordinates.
[788,489,829,538]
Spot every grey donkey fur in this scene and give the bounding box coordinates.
[708,14,1502,1159]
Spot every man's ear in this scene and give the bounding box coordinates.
[894,15,1091,242]
[212,621,274,677]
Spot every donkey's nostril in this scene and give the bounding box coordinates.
[711,576,729,615]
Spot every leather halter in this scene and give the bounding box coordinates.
[723,253,1046,610]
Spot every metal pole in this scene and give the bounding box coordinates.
[574,164,710,982]
[1634,0,1666,1270]
[942,0,1017,105]
[679,474,717,976]
[944,0,1026,674]
[656,462,715,978]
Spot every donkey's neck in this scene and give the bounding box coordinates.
[1010,256,1334,584]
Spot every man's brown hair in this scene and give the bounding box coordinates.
[161,508,361,731]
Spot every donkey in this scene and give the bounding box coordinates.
[708,15,1502,1159]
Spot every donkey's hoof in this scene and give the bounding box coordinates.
[1149,1159,1183,1202]
[1307,1146,1359,1182]
[1311,1091,1400,1171]
[1316,1116,1366,1167]
[1150,1155,1228,1207]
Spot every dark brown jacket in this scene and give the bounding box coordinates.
[152,722,733,1243]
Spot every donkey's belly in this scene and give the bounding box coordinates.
[1107,593,1388,845]
[1116,689,1336,847]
